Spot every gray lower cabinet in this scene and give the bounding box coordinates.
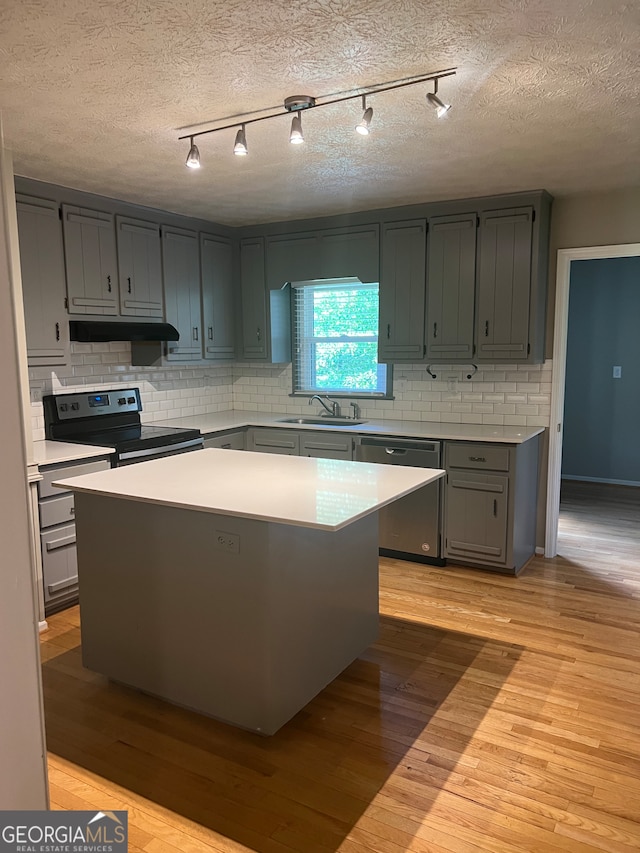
[246,427,353,459]
[115,215,163,317]
[203,430,246,450]
[378,219,427,362]
[299,431,353,460]
[426,213,477,361]
[443,438,539,574]
[38,457,111,614]
[16,194,69,366]
[247,428,300,455]
[201,233,236,360]
[62,204,119,315]
[162,226,202,361]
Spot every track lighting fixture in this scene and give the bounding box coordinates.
[180,67,456,168]
[355,96,373,135]
[233,124,248,156]
[426,79,451,118]
[185,137,200,169]
[289,112,304,145]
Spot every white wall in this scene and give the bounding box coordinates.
[0,132,48,807]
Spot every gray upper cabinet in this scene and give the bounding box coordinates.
[240,237,268,359]
[378,220,427,362]
[201,232,235,360]
[162,226,202,361]
[426,213,477,361]
[16,194,69,366]
[62,204,119,315]
[266,232,321,289]
[115,216,163,317]
[319,225,379,282]
[475,206,533,361]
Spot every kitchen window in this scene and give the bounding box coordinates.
[291,278,391,397]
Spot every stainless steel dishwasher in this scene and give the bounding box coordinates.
[356,436,444,564]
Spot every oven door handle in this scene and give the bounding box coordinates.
[118,437,203,461]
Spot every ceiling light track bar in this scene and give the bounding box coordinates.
[178,67,457,142]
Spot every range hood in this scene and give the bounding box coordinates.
[69,321,180,343]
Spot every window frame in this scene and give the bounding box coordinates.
[289,278,394,400]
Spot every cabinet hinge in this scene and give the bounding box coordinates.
[64,296,68,309]
[532,209,536,222]
[476,215,480,227]
[527,342,530,355]
[423,344,427,356]
[58,207,63,220]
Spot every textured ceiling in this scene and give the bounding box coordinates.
[0,0,638,226]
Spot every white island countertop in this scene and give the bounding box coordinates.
[54,447,445,531]
[150,410,544,445]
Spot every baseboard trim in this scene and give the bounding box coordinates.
[562,475,640,488]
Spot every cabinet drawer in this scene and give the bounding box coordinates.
[38,457,111,498]
[300,431,353,459]
[40,523,78,606]
[446,443,510,472]
[249,429,300,455]
[204,431,246,450]
[39,492,76,528]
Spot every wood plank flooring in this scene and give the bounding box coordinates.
[41,483,640,852]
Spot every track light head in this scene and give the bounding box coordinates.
[426,89,451,118]
[289,111,304,145]
[185,137,201,169]
[355,96,373,135]
[234,125,248,156]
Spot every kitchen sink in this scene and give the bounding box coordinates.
[277,417,366,426]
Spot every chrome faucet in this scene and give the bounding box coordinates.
[309,394,341,417]
[349,401,361,420]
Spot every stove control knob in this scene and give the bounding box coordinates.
[127,396,135,404]
[71,402,80,411]
[118,397,126,405]
[59,403,68,412]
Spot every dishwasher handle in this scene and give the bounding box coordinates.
[359,436,441,454]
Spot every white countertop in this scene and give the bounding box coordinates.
[32,440,115,467]
[53,448,445,532]
[150,410,544,444]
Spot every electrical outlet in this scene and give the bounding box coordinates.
[613,365,622,379]
[215,530,240,554]
[446,378,457,392]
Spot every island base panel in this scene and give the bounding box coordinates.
[74,494,379,735]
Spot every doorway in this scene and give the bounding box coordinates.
[545,243,640,557]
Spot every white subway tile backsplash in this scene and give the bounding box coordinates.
[29,350,552,444]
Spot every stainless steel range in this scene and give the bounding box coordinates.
[43,388,203,465]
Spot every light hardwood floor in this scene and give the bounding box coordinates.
[41,483,640,852]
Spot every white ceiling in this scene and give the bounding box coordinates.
[0,0,638,226]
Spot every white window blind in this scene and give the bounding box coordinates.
[292,279,388,395]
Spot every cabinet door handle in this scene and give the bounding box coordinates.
[107,275,112,292]
[484,320,489,337]
[493,499,497,517]
[256,326,262,341]
[55,322,60,341]
[193,327,199,341]
[387,323,391,339]
[208,326,213,340]
[127,276,132,293]
[433,322,437,339]
[70,506,75,515]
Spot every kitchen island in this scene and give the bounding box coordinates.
[55,448,444,735]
